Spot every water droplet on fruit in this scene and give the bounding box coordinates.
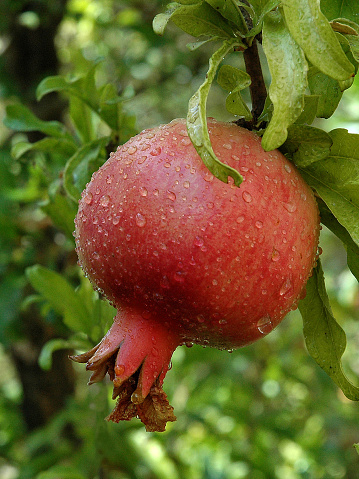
[150,146,161,156]
[84,192,93,205]
[100,195,110,207]
[257,315,273,334]
[135,213,146,227]
[284,164,292,173]
[183,180,190,188]
[160,275,170,289]
[128,145,137,155]
[181,138,191,146]
[112,216,120,225]
[271,249,280,262]
[280,277,294,298]
[223,143,232,150]
[167,190,176,201]
[139,186,148,197]
[92,252,100,260]
[194,236,204,247]
[236,216,245,224]
[242,191,252,203]
[255,220,263,229]
[115,364,125,376]
[283,202,297,213]
[174,271,185,283]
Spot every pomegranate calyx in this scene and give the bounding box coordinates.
[70,307,180,431]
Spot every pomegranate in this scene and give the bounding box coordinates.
[72,118,320,431]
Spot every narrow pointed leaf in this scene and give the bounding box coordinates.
[187,38,244,185]
[299,261,359,401]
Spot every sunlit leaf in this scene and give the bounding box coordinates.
[170,1,237,38]
[262,9,307,150]
[283,0,355,81]
[187,38,244,185]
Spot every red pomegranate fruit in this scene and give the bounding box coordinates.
[72,118,320,431]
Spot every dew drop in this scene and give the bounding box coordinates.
[84,192,93,205]
[181,138,191,146]
[183,180,190,188]
[283,202,297,213]
[135,213,146,227]
[280,277,293,298]
[167,190,176,201]
[100,195,110,207]
[112,216,120,225]
[115,364,125,376]
[255,220,263,229]
[138,155,147,164]
[174,271,185,283]
[257,315,273,334]
[236,216,245,224]
[284,164,292,173]
[223,143,232,150]
[128,145,137,155]
[271,249,280,262]
[194,236,204,247]
[150,146,161,156]
[139,186,148,197]
[242,191,252,203]
[93,252,100,260]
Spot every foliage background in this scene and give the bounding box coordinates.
[0,1,359,478]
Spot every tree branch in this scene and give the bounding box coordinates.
[243,39,267,124]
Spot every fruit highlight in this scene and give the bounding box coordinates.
[72,118,320,431]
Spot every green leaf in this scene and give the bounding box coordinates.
[63,136,110,202]
[187,38,244,186]
[355,443,359,455]
[298,128,359,246]
[298,260,359,401]
[282,125,332,167]
[11,137,77,160]
[319,201,359,282]
[41,191,78,240]
[69,95,95,144]
[321,0,359,23]
[170,1,237,38]
[4,104,67,137]
[282,0,355,81]
[217,65,252,118]
[153,3,182,35]
[246,0,280,38]
[204,0,248,33]
[307,67,343,118]
[26,265,92,336]
[261,9,307,150]
[36,465,87,479]
[38,338,82,370]
[294,95,320,125]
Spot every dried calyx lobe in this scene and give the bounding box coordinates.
[72,118,320,432]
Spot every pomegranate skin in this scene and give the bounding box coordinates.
[75,118,320,350]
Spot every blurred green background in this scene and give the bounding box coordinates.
[0,1,359,478]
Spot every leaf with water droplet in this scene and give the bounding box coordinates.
[299,260,359,401]
[282,0,355,81]
[187,39,244,186]
[262,9,307,151]
[217,65,252,119]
